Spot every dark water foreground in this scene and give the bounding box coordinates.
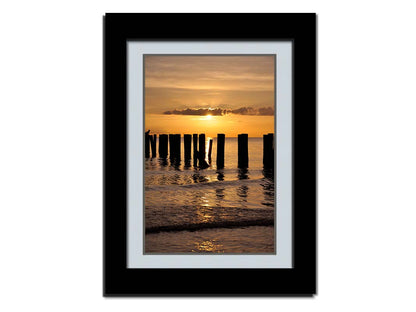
[144,138,275,253]
[146,226,274,253]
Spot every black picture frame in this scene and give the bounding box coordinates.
[104,13,316,296]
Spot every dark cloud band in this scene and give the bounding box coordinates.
[163,107,274,116]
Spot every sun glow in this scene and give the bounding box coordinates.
[145,114,274,137]
[201,114,213,121]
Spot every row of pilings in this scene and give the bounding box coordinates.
[145,133,274,169]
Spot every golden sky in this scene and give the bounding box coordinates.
[144,55,275,137]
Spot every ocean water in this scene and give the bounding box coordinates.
[144,137,275,253]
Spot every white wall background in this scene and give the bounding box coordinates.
[1,1,416,311]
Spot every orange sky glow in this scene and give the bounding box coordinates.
[144,55,275,137]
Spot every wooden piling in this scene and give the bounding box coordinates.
[150,134,157,158]
[269,133,274,154]
[193,134,198,166]
[174,134,181,160]
[159,134,168,158]
[238,134,249,168]
[216,133,225,169]
[199,134,206,162]
[184,134,192,161]
[263,134,268,166]
[263,133,274,168]
[169,134,174,159]
[145,133,150,158]
[208,139,213,163]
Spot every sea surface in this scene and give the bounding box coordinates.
[144,137,275,253]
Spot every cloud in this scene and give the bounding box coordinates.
[231,106,274,116]
[163,107,274,116]
[258,107,275,116]
[163,108,226,116]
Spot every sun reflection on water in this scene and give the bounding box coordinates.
[192,239,224,253]
[201,196,210,207]
[196,205,214,222]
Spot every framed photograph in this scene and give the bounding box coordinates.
[104,13,316,296]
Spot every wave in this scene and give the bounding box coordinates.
[145,218,274,234]
[145,177,272,191]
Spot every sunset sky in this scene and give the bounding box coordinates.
[144,55,275,137]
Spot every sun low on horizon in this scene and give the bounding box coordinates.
[144,55,275,138]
